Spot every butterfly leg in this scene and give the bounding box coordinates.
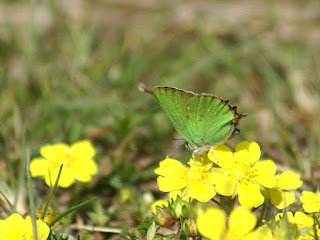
[200,154,204,164]
[209,149,219,164]
[192,151,196,165]
[192,151,204,165]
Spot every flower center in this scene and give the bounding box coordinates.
[52,152,72,169]
[232,162,257,183]
[188,166,208,183]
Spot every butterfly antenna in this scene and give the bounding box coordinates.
[138,83,153,95]
[166,141,186,158]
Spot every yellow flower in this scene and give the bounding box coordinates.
[196,207,272,240]
[268,171,302,209]
[208,141,277,208]
[0,213,50,240]
[154,155,216,203]
[30,140,97,188]
[275,211,313,229]
[275,211,316,240]
[300,191,320,213]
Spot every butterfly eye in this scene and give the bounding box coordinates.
[185,142,191,149]
[231,128,240,138]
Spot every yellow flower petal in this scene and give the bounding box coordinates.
[157,176,188,192]
[71,159,97,182]
[44,168,74,188]
[300,191,315,200]
[57,172,75,188]
[253,160,277,188]
[228,207,257,237]
[269,189,295,209]
[211,170,235,196]
[254,160,277,176]
[300,191,320,213]
[238,182,264,208]
[0,213,24,239]
[188,181,216,203]
[292,211,313,228]
[0,214,50,240]
[197,208,226,240]
[209,144,233,169]
[154,158,186,177]
[276,171,302,190]
[30,158,53,177]
[25,216,50,240]
[40,143,69,161]
[70,140,96,160]
[234,141,261,165]
[169,190,182,200]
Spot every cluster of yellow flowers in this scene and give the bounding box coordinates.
[0,140,97,240]
[155,141,302,208]
[154,141,320,240]
[1,138,320,239]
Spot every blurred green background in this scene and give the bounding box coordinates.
[0,0,320,238]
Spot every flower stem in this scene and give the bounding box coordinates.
[41,164,63,220]
[174,226,181,240]
[26,147,38,240]
[257,201,266,227]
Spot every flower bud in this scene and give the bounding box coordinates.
[154,206,176,228]
[168,195,191,219]
[36,206,58,227]
[182,219,199,237]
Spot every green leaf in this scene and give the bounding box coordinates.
[146,221,156,240]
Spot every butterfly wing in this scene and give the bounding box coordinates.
[185,94,235,147]
[153,86,196,145]
[153,86,245,150]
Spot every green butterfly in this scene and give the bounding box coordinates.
[153,86,246,156]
